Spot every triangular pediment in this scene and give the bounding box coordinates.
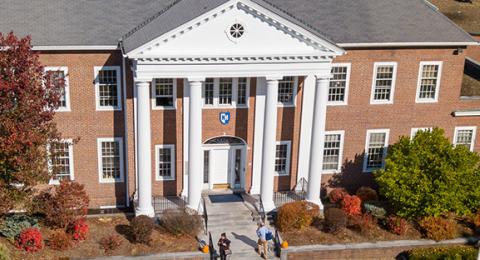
[127,0,344,59]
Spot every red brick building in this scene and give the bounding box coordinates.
[2,0,479,216]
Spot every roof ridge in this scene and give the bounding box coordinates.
[253,0,335,43]
[120,0,183,41]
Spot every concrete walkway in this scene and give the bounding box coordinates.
[202,191,277,260]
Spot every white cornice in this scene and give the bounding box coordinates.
[134,54,334,64]
[32,45,119,51]
[337,42,478,48]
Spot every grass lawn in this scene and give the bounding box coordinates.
[461,73,480,96]
[429,0,480,33]
[0,215,198,260]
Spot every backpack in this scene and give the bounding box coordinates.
[265,230,273,241]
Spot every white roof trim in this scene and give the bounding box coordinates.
[32,45,119,51]
[453,110,480,117]
[338,42,479,47]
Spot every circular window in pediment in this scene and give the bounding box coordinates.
[229,23,245,39]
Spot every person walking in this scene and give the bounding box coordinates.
[256,222,270,259]
[217,232,231,260]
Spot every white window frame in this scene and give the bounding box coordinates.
[94,66,122,111]
[410,127,433,139]
[370,62,397,104]
[97,137,124,183]
[415,61,443,103]
[277,76,298,107]
[202,78,250,108]
[274,141,292,176]
[152,79,177,110]
[327,64,351,106]
[47,139,74,185]
[322,130,345,173]
[155,144,176,181]
[45,66,70,112]
[453,126,477,152]
[363,129,390,173]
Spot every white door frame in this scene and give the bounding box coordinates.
[202,144,246,190]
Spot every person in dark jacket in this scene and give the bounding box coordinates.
[217,232,231,260]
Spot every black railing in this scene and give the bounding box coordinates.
[273,191,307,207]
[208,231,217,260]
[152,196,187,214]
[202,197,208,235]
[274,228,282,257]
[259,197,266,224]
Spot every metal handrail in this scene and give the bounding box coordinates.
[208,231,216,260]
[259,197,266,224]
[202,197,208,235]
[274,228,282,257]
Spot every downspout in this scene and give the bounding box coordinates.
[120,42,131,208]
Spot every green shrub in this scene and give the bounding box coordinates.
[276,201,320,231]
[407,246,477,260]
[0,214,38,239]
[363,203,387,219]
[418,216,457,241]
[0,243,10,260]
[375,128,480,219]
[160,209,203,236]
[130,215,154,244]
[323,208,347,234]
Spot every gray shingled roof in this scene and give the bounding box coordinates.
[0,0,476,51]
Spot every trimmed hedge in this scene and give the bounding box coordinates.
[407,246,477,260]
[276,201,320,232]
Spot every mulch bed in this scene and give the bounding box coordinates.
[0,215,198,260]
[429,0,480,33]
[282,217,475,246]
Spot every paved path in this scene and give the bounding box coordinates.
[202,192,277,260]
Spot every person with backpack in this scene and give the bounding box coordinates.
[256,222,272,259]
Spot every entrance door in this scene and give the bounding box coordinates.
[211,148,230,188]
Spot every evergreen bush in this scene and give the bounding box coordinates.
[375,128,480,219]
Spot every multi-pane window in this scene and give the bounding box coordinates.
[364,130,389,172]
[323,132,343,171]
[411,127,432,138]
[371,63,396,103]
[454,127,476,151]
[98,138,123,182]
[45,67,69,111]
[203,78,248,107]
[219,78,233,105]
[95,67,121,110]
[275,141,291,176]
[204,78,214,105]
[156,145,175,180]
[49,140,74,183]
[153,79,175,108]
[278,76,296,105]
[417,62,442,102]
[237,78,248,105]
[328,65,349,104]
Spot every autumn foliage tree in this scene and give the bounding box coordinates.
[0,32,62,215]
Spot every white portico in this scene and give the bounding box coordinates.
[124,0,344,216]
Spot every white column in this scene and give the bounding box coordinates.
[251,77,266,195]
[260,76,281,212]
[135,81,155,217]
[187,78,204,212]
[306,75,330,209]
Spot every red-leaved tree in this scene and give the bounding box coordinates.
[0,32,62,215]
